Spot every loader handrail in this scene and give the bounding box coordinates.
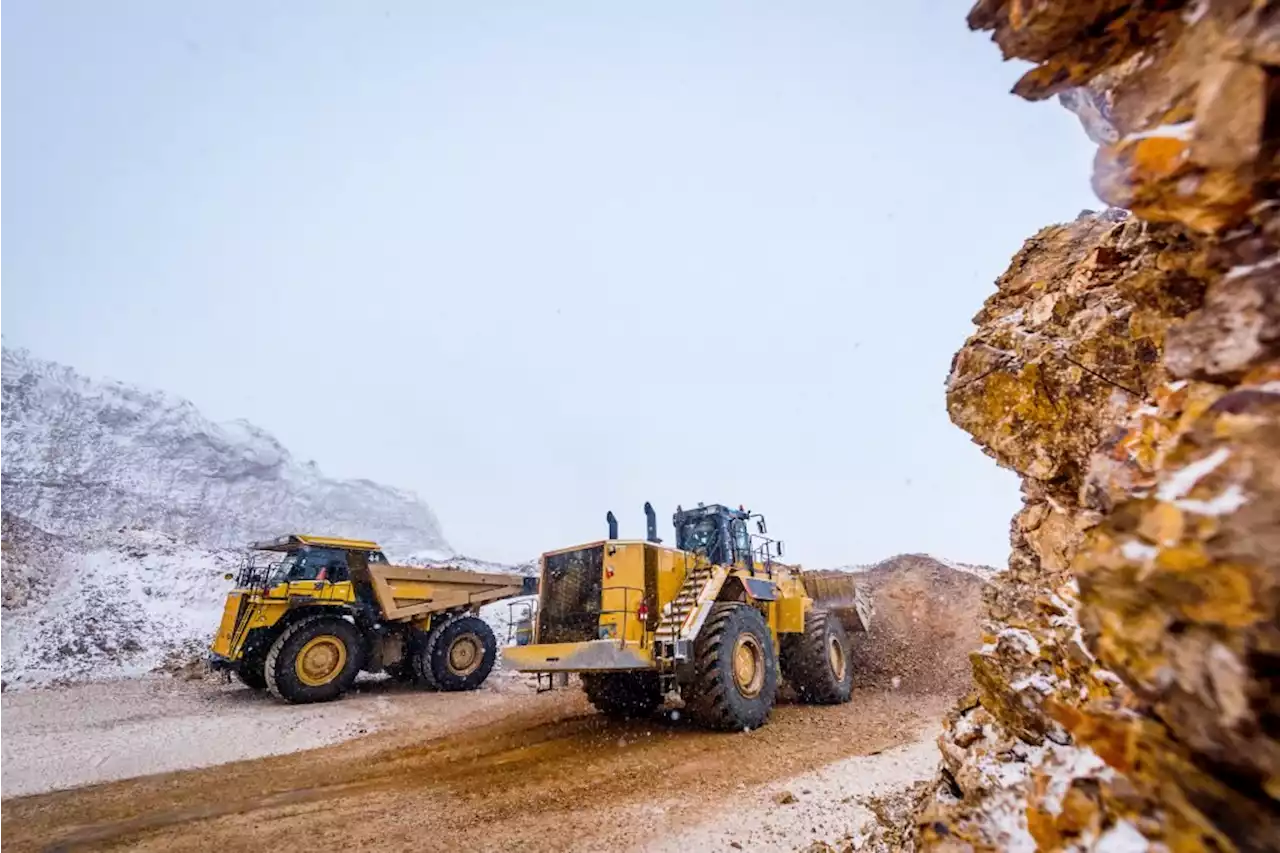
[599,585,646,649]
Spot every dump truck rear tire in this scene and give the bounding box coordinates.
[264,615,363,704]
[581,672,661,719]
[782,609,853,704]
[686,602,778,731]
[415,616,496,691]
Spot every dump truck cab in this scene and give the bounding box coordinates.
[502,503,871,731]
[210,534,536,704]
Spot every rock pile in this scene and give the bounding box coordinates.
[917,2,1279,850]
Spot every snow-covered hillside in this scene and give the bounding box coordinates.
[1,519,239,687]
[1,347,448,554]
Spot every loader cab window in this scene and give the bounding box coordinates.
[677,515,730,566]
[368,551,388,564]
[730,519,751,565]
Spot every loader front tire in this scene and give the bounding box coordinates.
[265,616,363,704]
[686,603,778,731]
[415,616,496,692]
[782,609,853,705]
[581,672,661,719]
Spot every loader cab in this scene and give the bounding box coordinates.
[672,504,760,570]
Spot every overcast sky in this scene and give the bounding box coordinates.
[4,2,1099,567]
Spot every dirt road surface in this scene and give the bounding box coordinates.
[3,557,986,850]
[2,678,948,852]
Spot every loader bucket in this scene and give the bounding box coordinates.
[801,571,873,633]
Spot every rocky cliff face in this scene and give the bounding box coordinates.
[915,3,1279,851]
[1,347,448,555]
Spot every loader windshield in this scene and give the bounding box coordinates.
[677,515,729,565]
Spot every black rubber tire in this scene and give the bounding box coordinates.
[781,609,853,705]
[686,603,778,731]
[409,623,441,689]
[581,672,662,719]
[264,615,364,704]
[414,615,496,692]
[235,657,268,690]
[384,661,417,683]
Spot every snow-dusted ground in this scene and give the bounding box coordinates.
[0,670,535,798]
[0,677,377,797]
[642,727,941,852]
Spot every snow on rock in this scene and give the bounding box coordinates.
[826,552,998,582]
[1,346,448,555]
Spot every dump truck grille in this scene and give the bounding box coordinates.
[538,545,604,643]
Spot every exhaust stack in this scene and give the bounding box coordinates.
[606,511,618,540]
[644,502,660,543]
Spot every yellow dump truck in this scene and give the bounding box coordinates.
[502,503,871,730]
[209,534,537,703]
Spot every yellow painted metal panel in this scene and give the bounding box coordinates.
[777,593,806,634]
[294,534,381,551]
[210,593,244,657]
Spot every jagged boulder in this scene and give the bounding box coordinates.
[921,2,1279,849]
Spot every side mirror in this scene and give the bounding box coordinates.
[223,572,234,581]
[756,518,767,534]
[775,541,785,557]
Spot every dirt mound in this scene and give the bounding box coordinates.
[840,554,990,696]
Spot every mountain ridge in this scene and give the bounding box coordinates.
[1,346,448,555]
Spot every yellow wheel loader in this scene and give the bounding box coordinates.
[208,534,538,704]
[502,503,872,730]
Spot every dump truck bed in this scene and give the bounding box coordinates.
[367,564,537,621]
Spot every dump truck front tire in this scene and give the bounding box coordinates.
[235,658,268,690]
[687,602,778,731]
[782,609,853,704]
[415,616,496,691]
[582,672,661,719]
[264,616,363,704]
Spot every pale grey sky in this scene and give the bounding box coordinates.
[4,2,1099,567]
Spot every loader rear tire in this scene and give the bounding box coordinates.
[782,609,853,705]
[415,616,496,691]
[265,616,363,704]
[581,672,661,719]
[686,603,778,731]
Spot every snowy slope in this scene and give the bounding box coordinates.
[1,347,448,554]
[1,523,239,687]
